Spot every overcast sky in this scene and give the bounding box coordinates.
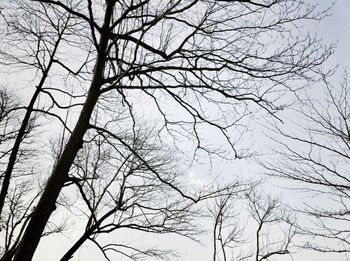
[314,0,350,67]
[176,1,350,260]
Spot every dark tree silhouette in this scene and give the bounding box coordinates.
[0,0,333,260]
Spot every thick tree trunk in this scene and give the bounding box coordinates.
[11,89,97,261]
[10,2,115,261]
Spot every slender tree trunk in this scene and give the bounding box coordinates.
[0,27,64,218]
[0,87,41,216]
[10,2,115,261]
[256,223,262,261]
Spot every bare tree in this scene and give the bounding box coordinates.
[210,191,248,261]
[263,73,350,254]
[210,188,295,261]
[0,0,76,219]
[60,111,252,261]
[0,88,33,256]
[0,2,89,259]
[247,191,295,261]
[0,0,333,260]
[60,126,202,261]
[0,88,43,261]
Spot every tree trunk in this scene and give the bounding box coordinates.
[10,2,115,261]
